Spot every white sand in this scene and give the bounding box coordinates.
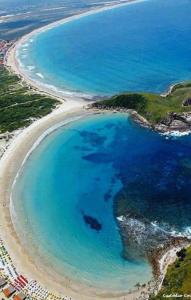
[0,106,147,300]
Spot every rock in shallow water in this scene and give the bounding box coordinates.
[82,213,102,232]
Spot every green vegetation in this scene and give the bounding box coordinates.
[92,85,191,124]
[150,246,191,299]
[2,64,191,133]
[0,66,59,133]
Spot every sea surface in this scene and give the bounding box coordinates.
[0,0,119,40]
[17,0,191,97]
[11,0,191,294]
[12,113,191,292]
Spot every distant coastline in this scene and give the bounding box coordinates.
[5,0,146,103]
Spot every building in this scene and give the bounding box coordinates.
[0,277,7,288]
[3,284,16,298]
[0,39,14,66]
[13,292,27,300]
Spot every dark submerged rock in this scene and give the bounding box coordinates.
[82,213,102,232]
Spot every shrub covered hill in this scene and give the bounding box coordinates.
[92,85,191,298]
[0,66,59,133]
[150,247,191,299]
[92,84,191,132]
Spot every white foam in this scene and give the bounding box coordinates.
[40,81,94,100]
[11,0,150,105]
[27,65,35,71]
[36,73,44,79]
[117,216,124,222]
[161,130,191,138]
[183,226,191,238]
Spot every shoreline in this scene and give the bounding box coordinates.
[1,105,190,300]
[5,0,146,102]
[89,106,191,136]
[1,0,191,298]
[2,1,157,298]
[0,108,153,300]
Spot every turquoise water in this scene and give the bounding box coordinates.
[18,0,191,97]
[13,113,191,292]
[13,114,152,292]
[13,0,191,293]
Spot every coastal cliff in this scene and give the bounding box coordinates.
[155,112,191,133]
[90,83,191,134]
[90,89,191,296]
[113,190,191,297]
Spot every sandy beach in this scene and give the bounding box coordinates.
[0,104,188,300]
[0,0,188,299]
[0,106,151,300]
[1,1,151,299]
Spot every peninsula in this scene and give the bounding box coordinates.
[91,86,191,134]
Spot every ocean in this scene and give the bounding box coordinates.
[17,0,191,97]
[11,0,191,295]
[12,113,191,293]
[0,0,120,40]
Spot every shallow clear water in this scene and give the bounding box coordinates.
[13,113,191,292]
[13,0,191,293]
[17,0,191,96]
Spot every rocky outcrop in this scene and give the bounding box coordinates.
[155,112,191,133]
[89,105,191,134]
[116,213,190,277]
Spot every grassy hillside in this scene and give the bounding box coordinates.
[150,247,191,299]
[0,66,59,133]
[92,84,191,124]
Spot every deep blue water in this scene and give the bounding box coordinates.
[13,113,191,292]
[17,0,191,96]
